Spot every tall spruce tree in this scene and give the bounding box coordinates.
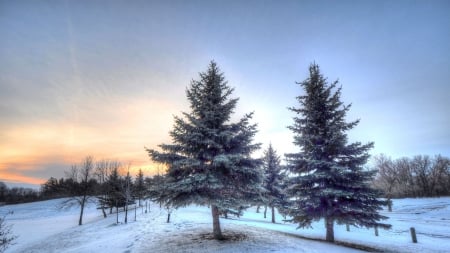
[285,63,390,242]
[262,144,285,223]
[147,61,262,240]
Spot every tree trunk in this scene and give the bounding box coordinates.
[78,196,86,226]
[116,205,119,224]
[410,227,417,243]
[256,205,260,213]
[325,217,335,242]
[101,207,107,218]
[124,204,128,223]
[271,206,275,223]
[264,205,267,219]
[211,205,223,240]
[387,197,393,212]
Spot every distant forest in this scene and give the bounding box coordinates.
[1,159,152,206]
[1,153,449,206]
[372,154,450,198]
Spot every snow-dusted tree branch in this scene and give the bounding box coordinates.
[285,63,391,243]
[147,61,263,240]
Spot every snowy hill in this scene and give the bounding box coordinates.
[1,197,449,252]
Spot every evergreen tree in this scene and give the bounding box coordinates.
[134,169,146,206]
[147,173,166,208]
[147,61,262,239]
[0,182,6,202]
[105,166,125,212]
[262,144,285,223]
[0,213,16,253]
[148,173,173,222]
[285,63,390,242]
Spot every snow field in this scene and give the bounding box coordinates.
[1,197,449,253]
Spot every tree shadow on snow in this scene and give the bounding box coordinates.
[196,230,248,242]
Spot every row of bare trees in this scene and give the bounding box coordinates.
[373,154,450,199]
[60,156,148,225]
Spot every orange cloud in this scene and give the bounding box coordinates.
[0,171,46,185]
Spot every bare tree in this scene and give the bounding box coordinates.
[95,159,109,218]
[62,156,96,225]
[430,155,450,196]
[396,158,416,197]
[412,155,432,197]
[121,169,133,224]
[373,154,450,198]
[373,154,397,211]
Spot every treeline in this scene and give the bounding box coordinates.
[41,156,165,225]
[0,159,158,210]
[3,153,449,207]
[39,160,152,203]
[0,182,39,204]
[40,177,89,199]
[372,154,450,198]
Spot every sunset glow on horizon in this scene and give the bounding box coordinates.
[1,0,449,188]
[0,96,182,186]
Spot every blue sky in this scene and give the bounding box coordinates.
[1,0,449,186]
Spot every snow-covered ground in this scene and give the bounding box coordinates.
[1,197,449,252]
